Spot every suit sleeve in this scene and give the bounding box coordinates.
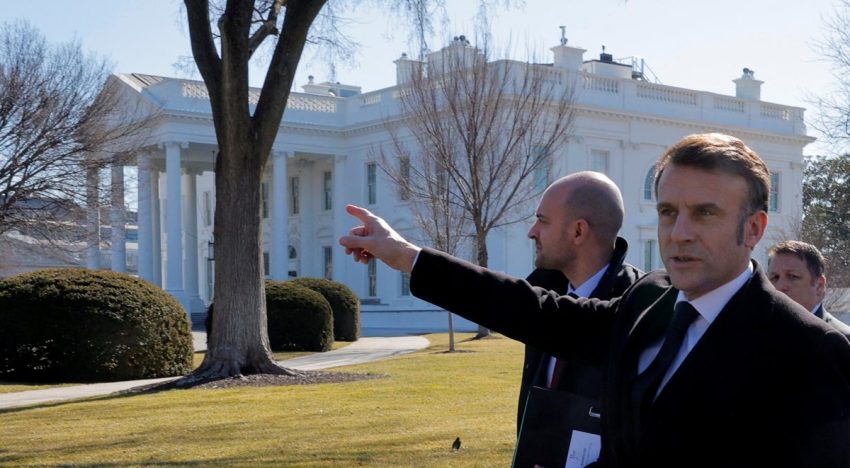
[411,248,617,361]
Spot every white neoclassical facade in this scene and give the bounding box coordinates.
[97,36,813,332]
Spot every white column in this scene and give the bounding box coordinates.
[164,142,186,307]
[298,160,315,277]
[110,163,126,272]
[269,150,289,279]
[331,154,348,282]
[151,168,163,287]
[137,154,154,282]
[183,169,204,315]
[85,166,100,269]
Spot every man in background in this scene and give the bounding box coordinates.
[519,172,640,432]
[768,240,850,338]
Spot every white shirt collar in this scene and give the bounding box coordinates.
[568,264,610,298]
[674,261,754,324]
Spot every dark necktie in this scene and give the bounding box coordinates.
[630,301,700,425]
[549,291,580,389]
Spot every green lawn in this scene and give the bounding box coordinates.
[0,333,524,466]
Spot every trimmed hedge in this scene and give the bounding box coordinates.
[0,268,193,383]
[290,277,360,341]
[206,280,334,352]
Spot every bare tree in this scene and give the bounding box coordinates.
[382,32,575,338]
[382,139,468,351]
[811,0,850,152]
[182,0,506,378]
[0,21,150,245]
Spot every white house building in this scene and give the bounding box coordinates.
[95,34,813,333]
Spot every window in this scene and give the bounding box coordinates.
[532,145,549,192]
[400,271,411,296]
[323,246,333,280]
[203,190,212,226]
[367,162,377,205]
[644,240,657,272]
[263,252,270,277]
[288,245,297,259]
[643,166,656,201]
[591,149,609,174]
[769,171,780,212]
[368,258,377,296]
[399,156,410,200]
[261,182,269,218]
[206,257,214,302]
[323,171,332,211]
[289,176,299,215]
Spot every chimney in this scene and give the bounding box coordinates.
[550,26,586,70]
[394,52,424,85]
[733,67,763,100]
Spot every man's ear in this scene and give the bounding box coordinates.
[744,211,768,249]
[816,275,827,301]
[573,219,590,245]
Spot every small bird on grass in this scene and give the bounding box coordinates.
[451,437,462,451]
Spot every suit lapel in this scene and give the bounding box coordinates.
[625,287,678,357]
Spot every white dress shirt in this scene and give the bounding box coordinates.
[637,262,754,397]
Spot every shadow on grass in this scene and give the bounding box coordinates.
[0,370,386,416]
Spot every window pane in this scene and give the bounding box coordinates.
[290,176,299,215]
[367,163,377,205]
[769,171,780,212]
[399,157,410,200]
[323,246,333,280]
[644,166,656,201]
[368,259,377,296]
[591,149,609,174]
[400,271,410,296]
[323,171,332,211]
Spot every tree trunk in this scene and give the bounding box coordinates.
[474,231,491,339]
[191,146,296,380]
[448,311,456,352]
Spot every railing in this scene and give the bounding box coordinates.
[287,94,337,113]
[181,82,338,113]
[713,96,745,113]
[583,75,619,94]
[760,103,791,121]
[636,82,698,106]
[360,94,382,106]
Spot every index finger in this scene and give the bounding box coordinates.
[345,204,376,224]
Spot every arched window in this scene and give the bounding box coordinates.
[288,245,297,259]
[643,165,656,201]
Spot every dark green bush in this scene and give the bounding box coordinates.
[290,277,360,341]
[0,268,193,383]
[205,281,334,352]
[267,281,334,352]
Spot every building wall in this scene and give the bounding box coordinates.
[113,46,812,332]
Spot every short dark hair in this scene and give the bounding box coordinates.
[654,133,771,215]
[768,241,826,279]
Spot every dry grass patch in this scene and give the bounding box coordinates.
[0,333,524,466]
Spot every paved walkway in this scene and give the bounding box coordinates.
[0,335,429,410]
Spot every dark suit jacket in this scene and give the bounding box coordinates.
[816,304,850,340]
[518,237,640,432]
[411,248,850,467]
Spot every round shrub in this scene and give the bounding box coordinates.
[206,282,334,352]
[290,277,361,341]
[266,281,334,352]
[0,268,193,383]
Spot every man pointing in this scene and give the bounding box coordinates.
[341,133,850,467]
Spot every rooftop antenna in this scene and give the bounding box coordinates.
[559,26,567,45]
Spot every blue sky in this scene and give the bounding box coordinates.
[1,0,841,154]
